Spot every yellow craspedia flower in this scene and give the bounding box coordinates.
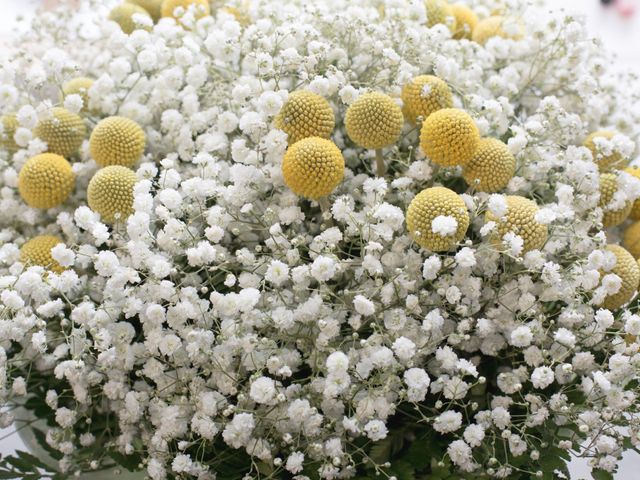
[88,166,138,224]
[419,108,479,167]
[161,0,211,20]
[89,116,146,168]
[34,108,86,157]
[584,131,626,171]
[625,167,640,220]
[485,196,548,253]
[345,92,403,150]
[109,3,152,34]
[18,153,75,209]
[425,0,456,31]
[623,221,640,259]
[472,16,523,45]
[275,91,335,145]
[451,3,478,40]
[62,77,94,112]
[406,186,469,252]
[282,137,344,200]
[20,235,66,273]
[462,138,516,193]
[599,244,640,311]
[401,75,453,125]
[0,114,19,152]
[129,0,163,22]
[599,172,632,228]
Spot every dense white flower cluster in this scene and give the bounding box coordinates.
[1,0,640,479]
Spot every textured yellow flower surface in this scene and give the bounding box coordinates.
[401,75,453,124]
[625,167,640,220]
[109,3,152,34]
[282,137,344,199]
[20,235,65,273]
[275,91,335,145]
[600,244,640,311]
[420,108,479,167]
[485,195,548,253]
[451,4,478,40]
[0,114,19,152]
[34,107,86,157]
[18,153,75,209]
[462,138,516,192]
[584,130,625,171]
[345,92,403,150]
[472,16,522,45]
[88,166,137,223]
[161,0,211,19]
[90,116,146,168]
[623,221,640,259]
[406,186,469,252]
[129,0,163,22]
[425,0,456,30]
[599,173,632,228]
[62,77,94,112]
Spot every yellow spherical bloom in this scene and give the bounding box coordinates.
[161,0,211,20]
[623,222,640,259]
[18,154,75,209]
[0,114,19,152]
[109,3,152,34]
[625,167,640,220]
[90,116,146,168]
[406,186,469,252]
[20,235,66,273]
[128,0,163,22]
[462,138,516,193]
[34,108,86,157]
[485,196,548,253]
[419,108,479,167]
[425,0,456,31]
[88,166,137,224]
[599,244,640,311]
[584,131,626,171]
[62,77,94,112]
[275,91,335,145]
[345,92,404,150]
[401,75,453,125]
[599,173,632,228]
[451,3,478,40]
[472,16,523,45]
[282,137,344,200]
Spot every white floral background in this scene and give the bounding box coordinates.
[0,0,639,479]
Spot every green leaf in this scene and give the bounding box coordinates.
[32,428,63,461]
[592,469,615,480]
[107,451,142,472]
[388,460,415,480]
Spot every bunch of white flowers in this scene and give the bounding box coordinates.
[1,0,640,479]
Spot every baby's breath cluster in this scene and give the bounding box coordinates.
[1,1,640,480]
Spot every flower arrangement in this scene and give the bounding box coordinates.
[1,0,640,479]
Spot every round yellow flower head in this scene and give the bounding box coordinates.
[275,91,335,145]
[485,196,548,253]
[599,244,640,311]
[462,138,516,193]
[18,153,75,209]
[34,107,86,157]
[451,3,478,40]
[20,235,66,273]
[401,75,453,124]
[345,92,404,150]
[406,186,469,252]
[282,137,344,200]
[625,167,640,220]
[90,116,146,168]
[161,0,211,20]
[88,166,138,224]
[425,0,456,31]
[0,114,19,152]
[472,16,523,45]
[584,130,626,171]
[599,172,632,228]
[109,3,152,34]
[623,221,640,259]
[129,0,163,22]
[62,77,94,112]
[419,108,479,167]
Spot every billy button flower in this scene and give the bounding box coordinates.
[598,244,640,311]
[34,107,86,157]
[90,116,146,168]
[599,172,632,228]
[401,75,453,125]
[420,108,479,167]
[88,166,138,224]
[20,235,66,273]
[274,91,335,145]
[485,196,548,253]
[18,153,75,209]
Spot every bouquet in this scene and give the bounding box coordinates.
[1,0,640,479]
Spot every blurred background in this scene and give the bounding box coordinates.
[0,0,639,479]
